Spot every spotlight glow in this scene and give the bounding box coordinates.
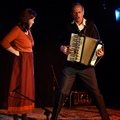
[115,8,120,21]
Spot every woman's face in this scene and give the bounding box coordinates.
[29,17,35,28]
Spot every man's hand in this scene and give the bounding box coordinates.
[96,48,104,57]
[60,45,71,55]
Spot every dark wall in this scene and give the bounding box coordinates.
[0,0,120,108]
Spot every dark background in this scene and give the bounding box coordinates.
[0,0,120,108]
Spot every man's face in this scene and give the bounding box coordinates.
[71,4,84,24]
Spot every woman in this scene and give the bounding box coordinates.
[1,8,37,120]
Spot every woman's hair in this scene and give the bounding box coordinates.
[18,8,37,32]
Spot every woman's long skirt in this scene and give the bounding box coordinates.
[7,52,35,114]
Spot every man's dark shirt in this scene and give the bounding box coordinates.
[57,20,102,69]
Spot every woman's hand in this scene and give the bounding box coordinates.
[7,47,20,56]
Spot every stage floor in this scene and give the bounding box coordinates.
[0,105,120,120]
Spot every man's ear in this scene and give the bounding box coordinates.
[83,10,85,16]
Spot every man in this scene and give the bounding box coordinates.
[51,2,110,120]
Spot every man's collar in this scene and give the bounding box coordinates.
[82,18,86,26]
[71,18,86,26]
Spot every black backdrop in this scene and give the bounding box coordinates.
[0,0,120,108]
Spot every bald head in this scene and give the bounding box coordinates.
[71,2,84,13]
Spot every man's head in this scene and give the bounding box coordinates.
[71,2,84,25]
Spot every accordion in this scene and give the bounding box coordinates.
[67,33,103,66]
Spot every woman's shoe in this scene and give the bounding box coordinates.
[22,114,28,120]
[13,114,18,120]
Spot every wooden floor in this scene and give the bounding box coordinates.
[0,105,120,120]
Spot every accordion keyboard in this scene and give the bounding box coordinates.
[67,34,84,62]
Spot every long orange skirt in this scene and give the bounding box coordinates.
[7,52,35,114]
